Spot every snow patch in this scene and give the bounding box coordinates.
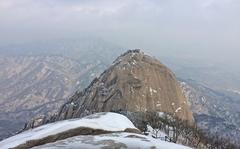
[146,125,168,139]
[158,112,165,118]
[175,107,182,113]
[227,89,240,95]
[201,96,206,103]
[150,87,157,95]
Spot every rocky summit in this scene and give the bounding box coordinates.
[25,50,194,129]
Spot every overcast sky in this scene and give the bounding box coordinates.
[0,0,239,61]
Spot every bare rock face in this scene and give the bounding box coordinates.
[50,50,193,123]
[24,50,193,130]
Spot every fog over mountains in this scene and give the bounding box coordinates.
[1,0,240,89]
[1,0,240,60]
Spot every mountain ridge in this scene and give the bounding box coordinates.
[24,49,194,130]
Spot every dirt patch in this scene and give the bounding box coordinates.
[83,112,107,119]
[125,134,146,139]
[124,128,141,134]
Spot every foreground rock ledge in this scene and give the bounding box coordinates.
[0,112,140,149]
[0,112,191,149]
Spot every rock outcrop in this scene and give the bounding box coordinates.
[25,50,194,129]
[0,112,190,149]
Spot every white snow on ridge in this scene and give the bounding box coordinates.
[0,112,136,149]
[175,107,182,113]
[227,89,240,95]
[32,132,191,149]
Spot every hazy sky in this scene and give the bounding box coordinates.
[0,0,240,61]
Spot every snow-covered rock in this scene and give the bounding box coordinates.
[0,112,137,149]
[0,112,191,149]
[32,132,191,149]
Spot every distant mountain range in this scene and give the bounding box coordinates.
[180,79,240,145]
[0,38,124,139]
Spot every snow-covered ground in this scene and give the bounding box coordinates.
[32,132,191,149]
[0,112,137,149]
[146,125,168,140]
[0,112,191,149]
